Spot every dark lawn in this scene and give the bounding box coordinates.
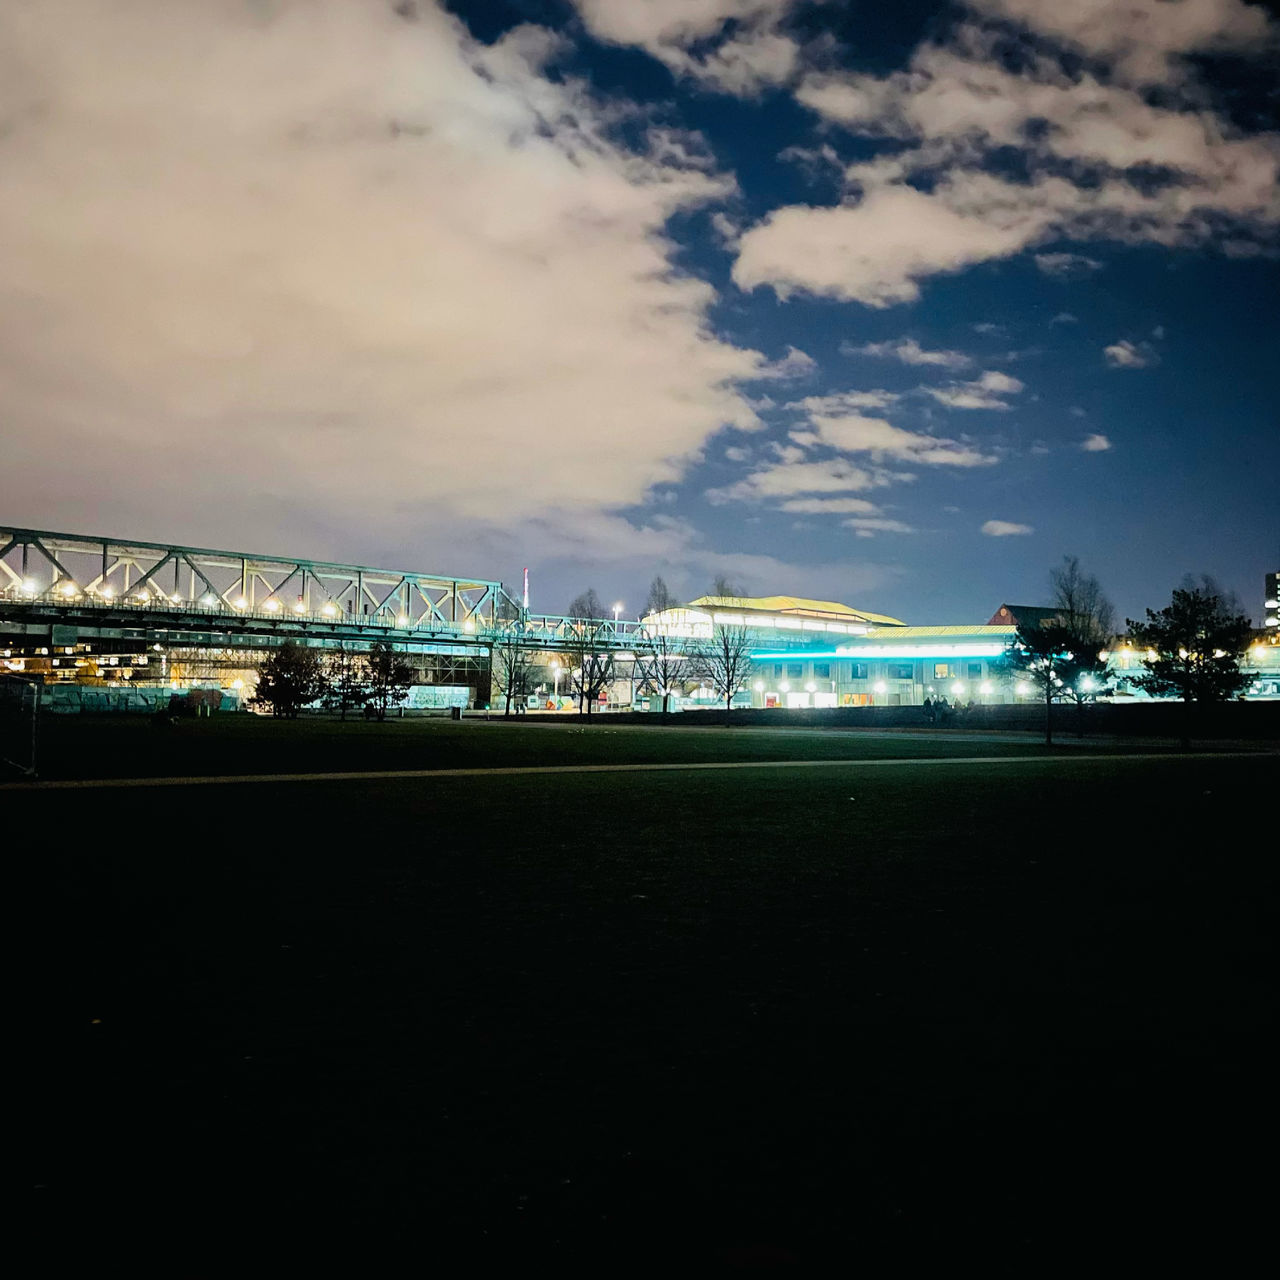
[27,755,1274,1269]
[28,711,1183,782]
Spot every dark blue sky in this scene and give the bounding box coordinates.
[451,0,1280,623]
[2,1,1276,623]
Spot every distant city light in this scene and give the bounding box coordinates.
[779,681,790,692]
[1016,682,1030,696]
[397,614,409,626]
[322,603,337,618]
[979,681,993,695]
[873,680,887,693]
[264,599,280,612]
[952,681,965,697]
[753,680,764,691]
[233,597,246,609]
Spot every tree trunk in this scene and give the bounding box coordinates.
[1044,689,1053,746]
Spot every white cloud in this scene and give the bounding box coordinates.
[787,388,900,412]
[1034,252,1103,277]
[844,517,916,535]
[753,345,817,380]
[964,0,1275,87]
[1104,340,1159,368]
[806,414,998,466]
[707,457,893,503]
[846,337,972,369]
[982,520,1035,536]
[0,1,770,560]
[751,5,1280,305]
[733,180,1060,306]
[1051,312,1079,325]
[923,370,1025,410]
[779,497,883,515]
[710,210,742,246]
[570,0,800,95]
[1080,433,1112,452]
[724,445,752,462]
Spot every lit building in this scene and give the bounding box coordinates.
[1265,572,1278,632]
[647,594,905,643]
[748,625,1018,707]
[642,596,1022,708]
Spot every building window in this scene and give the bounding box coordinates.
[848,662,867,680]
[934,663,951,680]
[787,663,803,678]
[773,664,783,678]
[968,662,984,680]
[814,663,831,679]
[890,663,913,681]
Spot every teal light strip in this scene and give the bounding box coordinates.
[752,643,1009,660]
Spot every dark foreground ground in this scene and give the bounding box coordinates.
[19,709,1230,781]
[23,744,1276,1270]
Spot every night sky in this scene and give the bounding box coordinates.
[1,1,1277,623]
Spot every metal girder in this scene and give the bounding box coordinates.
[0,523,657,654]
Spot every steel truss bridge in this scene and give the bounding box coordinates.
[0,526,649,655]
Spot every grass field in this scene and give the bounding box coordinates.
[21,710,1232,782]
[23,738,1274,1268]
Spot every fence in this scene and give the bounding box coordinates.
[0,674,40,776]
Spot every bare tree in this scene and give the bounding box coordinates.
[1050,556,1116,733]
[693,621,754,721]
[1051,556,1116,644]
[567,641,614,717]
[490,631,537,717]
[567,588,603,621]
[635,629,691,713]
[644,575,678,617]
[564,589,613,717]
[710,573,744,599]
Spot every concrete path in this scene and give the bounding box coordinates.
[3,750,1273,791]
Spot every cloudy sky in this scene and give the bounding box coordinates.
[2,0,1277,623]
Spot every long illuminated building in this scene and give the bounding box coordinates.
[644,595,1280,708]
[643,596,1018,707]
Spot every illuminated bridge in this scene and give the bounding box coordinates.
[0,525,647,654]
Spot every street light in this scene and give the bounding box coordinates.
[613,602,623,623]
[552,663,561,698]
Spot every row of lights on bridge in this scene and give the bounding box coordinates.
[16,580,477,630]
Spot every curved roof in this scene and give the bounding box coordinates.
[865,624,1015,639]
[689,595,905,626]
